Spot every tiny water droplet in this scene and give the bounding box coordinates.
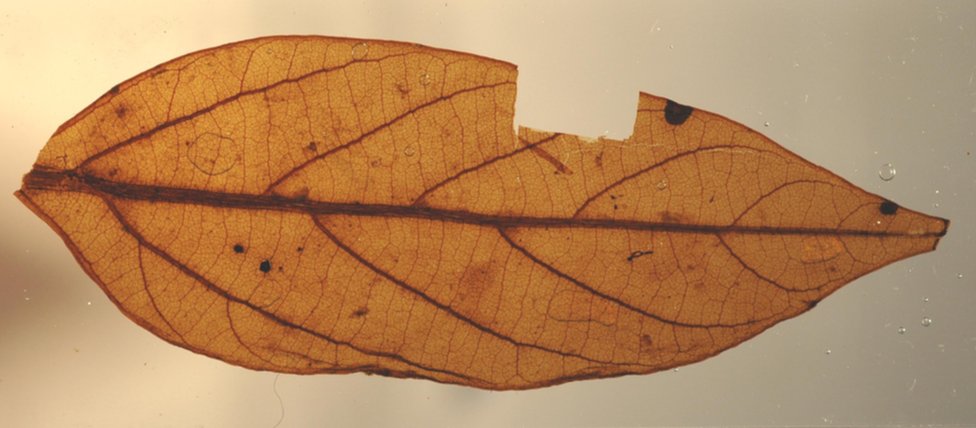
[958,273,964,279]
[898,326,907,334]
[763,121,770,127]
[351,42,369,60]
[825,349,832,355]
[86,301,92,306]
[879,163,896,181]
[923,297,930,303]
[921,317,932,327]
[668,44,674,50]
[935,189,941,195]
[656,178,669,190]
[419,72,431,86]
[24,297,31,301]
[672,368,679,372]
[403,146,415,157]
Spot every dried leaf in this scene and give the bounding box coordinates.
[16,36,948,390]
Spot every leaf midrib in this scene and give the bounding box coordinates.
[22,168,947,239]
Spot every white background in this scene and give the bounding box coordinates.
[1,1,974,426]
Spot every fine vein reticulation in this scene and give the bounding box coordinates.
[17,36,947,390]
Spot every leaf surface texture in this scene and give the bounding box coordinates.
[17,36,948,389]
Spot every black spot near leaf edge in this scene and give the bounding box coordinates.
[880,200,899,215]
[664,99,693,125]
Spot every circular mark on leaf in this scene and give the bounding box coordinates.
[351,42,369,60]
[259,260,272,273]
[188,132,238,176]
[879,200,899,215]
[233,244,245,254]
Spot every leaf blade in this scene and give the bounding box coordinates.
[17,35,947,390]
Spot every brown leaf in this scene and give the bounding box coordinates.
[15,36,948,390]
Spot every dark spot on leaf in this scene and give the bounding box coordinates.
[664,99,693,125]
[880,200,899,215]
[109,84,120,95]
[352,307,369,318]
[293,186,310,200]
[114,105,128,118]
[233,244,245,253]
[808,299,821,309]
[296,246,304,253]
[641,334,653,345]
[306,142,318,152]
[396,82,410,95]
[259,260,271,273]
